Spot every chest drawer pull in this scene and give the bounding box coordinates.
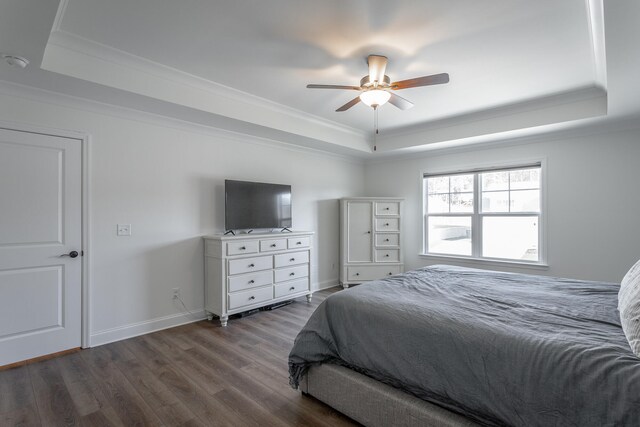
[248,263,255,267]
[388,272,393,275]
[248,280,255,284]
[296,241,302,245]
[290,272,295,276]
[249,296,255,300]
[385,223,390,226]
[290,286,295,291]
[385,254,390,257]
[290,258,295,261]
[240,246,246,250]
[385,238,390,242]
[270,243,276,247]
[355,272,360,276]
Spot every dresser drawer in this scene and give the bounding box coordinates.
[274,250,309,268]
[274,278,309,298]
[375,233,399,247]
[375,249,400,262]
[375,202,400,216]
[228,255,272,275]
[228,270,272,293]
[227,240,258,256]
[375,218,399,232]
[347,265,401,281]
[287,236,310,249]
[260,238,287,252]
[274,265,309,283]
[228,286,273,310]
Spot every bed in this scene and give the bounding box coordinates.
[289,265,640,426]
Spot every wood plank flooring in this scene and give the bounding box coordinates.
[0,288,359,427]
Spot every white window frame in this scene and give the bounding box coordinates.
[419,160,548,269]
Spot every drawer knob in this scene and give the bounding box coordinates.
[249,263,255,267]
[355,273,360,276]
[249,296,255,300]
[388,272,393,276]
[270,243,276,247]
[385,207,390,210]
[296,241,302,245]
[385,238,389,242]
[290,258,295,262]
[367,231,371,234]
[249,280,255,284]
[289,286,295,291]
[290,272,295,276]
[385,223,390,226]
[385,254,390,257]
[240,246,246,250]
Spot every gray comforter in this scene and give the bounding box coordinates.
[289,265,640,426]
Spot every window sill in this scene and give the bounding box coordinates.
[418,253,549,270]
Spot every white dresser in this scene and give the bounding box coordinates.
[203,231,314,326]
[340,198,404,288]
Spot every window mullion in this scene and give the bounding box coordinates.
[473,173,482,258]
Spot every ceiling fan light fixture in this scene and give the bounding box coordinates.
[360,90,391,107]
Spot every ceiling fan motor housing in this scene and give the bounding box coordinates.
[360,75,391,89]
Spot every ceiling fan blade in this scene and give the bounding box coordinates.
[388,93,414,110]
[368,55,388,86]
[336,96,361,112]
[307,84,361,90]
[391,73,450,90]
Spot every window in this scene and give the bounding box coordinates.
[423,165,542,263]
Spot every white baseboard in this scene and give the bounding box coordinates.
[89,310,206,347]
[314,279,340,291]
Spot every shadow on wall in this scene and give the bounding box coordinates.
[144,237,205,317]
[316,199,341,288]
[193,175,224,233]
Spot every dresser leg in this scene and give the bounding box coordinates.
[342,283,350,289]
[206,313,213,322]
[220,315,228,327]
[306,293,313,303]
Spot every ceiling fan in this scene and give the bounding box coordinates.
[306,55,450,112]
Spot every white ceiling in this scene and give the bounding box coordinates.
[56,0,595,131]
[0,0,638,157]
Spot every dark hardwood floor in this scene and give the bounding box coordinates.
[0,287,359,426]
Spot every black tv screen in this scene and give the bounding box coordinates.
[225,180,292,230]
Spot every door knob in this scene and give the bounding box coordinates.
[60,250,79,258]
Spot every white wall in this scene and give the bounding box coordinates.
[0,89,365,346]
[364,126,640,283]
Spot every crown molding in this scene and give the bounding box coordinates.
[365,113,640,164]
[372,84,607,153]
[42,29,370,152]
[0,79,367,165]
[586,0,607,88]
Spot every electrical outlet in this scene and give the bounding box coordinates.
[172,288,180,300]
[117,224,131,236]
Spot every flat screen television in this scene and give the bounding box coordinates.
[225,180,292,230]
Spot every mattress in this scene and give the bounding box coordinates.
[289,265,640,426]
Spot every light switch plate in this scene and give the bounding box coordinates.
[117,224,131,236]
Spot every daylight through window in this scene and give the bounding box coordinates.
[424,165,542,262]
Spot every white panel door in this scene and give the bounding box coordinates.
[347,201,372,262]
[0,128,82,366]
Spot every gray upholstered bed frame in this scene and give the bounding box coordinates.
[300,364,479,427]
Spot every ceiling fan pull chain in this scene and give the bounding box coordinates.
[373,106,378,151]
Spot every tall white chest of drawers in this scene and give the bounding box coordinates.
[204,231,314,326]
[340,198,404,288]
